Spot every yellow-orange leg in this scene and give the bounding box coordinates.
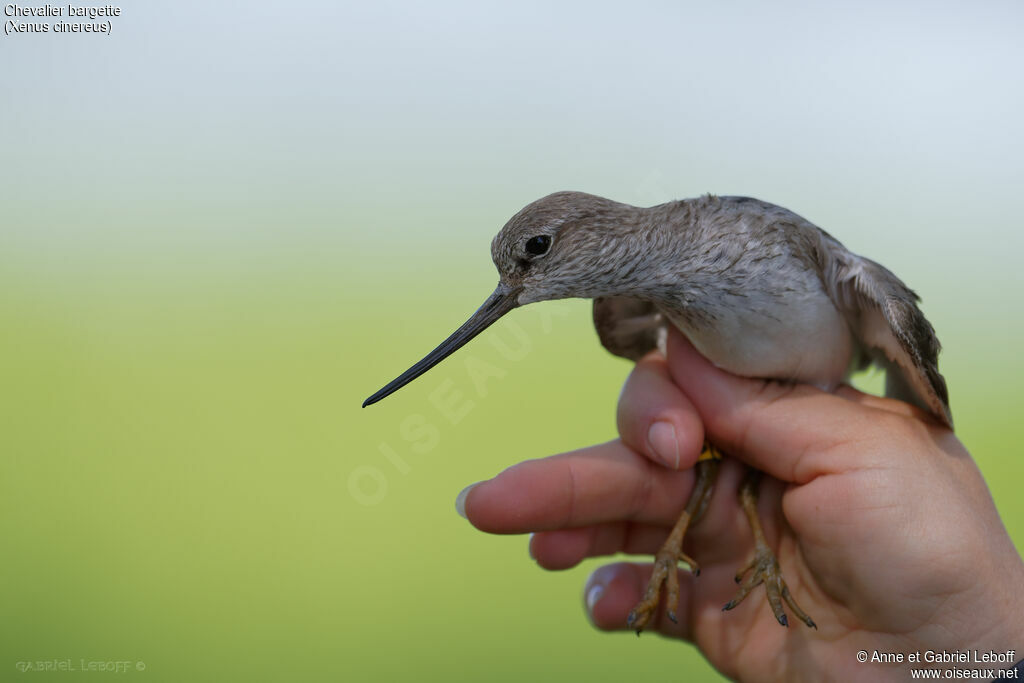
[627,443,722,633]
[723,468,816,629]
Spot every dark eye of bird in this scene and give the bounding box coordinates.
[525,235,551,256]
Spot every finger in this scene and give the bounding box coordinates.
[529,522,672,570]
[584,562,691,640]
[665,326,879,484]
[460,440,697,533]
[527,459,758,570]
[617,352,705,470]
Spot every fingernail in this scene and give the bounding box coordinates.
[647,421,680,469]
[455,482,480,519]
[584,565,618,623]
[586,583,605,615]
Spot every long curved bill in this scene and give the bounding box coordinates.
[362,284,521,407]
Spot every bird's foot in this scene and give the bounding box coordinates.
[626,541,700,632]
[627,450,720,633]
[724,521,816,628]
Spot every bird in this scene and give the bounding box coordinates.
[362,191,951,632]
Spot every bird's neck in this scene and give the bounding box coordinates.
[599,199,702,299]
[603,198,749,327]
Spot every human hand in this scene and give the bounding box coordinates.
[457,326,1024,682]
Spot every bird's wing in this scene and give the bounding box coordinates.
[810,231,953,427]
[593,296,667,361]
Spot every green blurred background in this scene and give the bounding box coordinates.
[3,1,1023,681]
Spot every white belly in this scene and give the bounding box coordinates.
[660,281,856,390]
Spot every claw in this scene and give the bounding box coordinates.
[782,585,817,629]
[733,556,756,584]
[627,604,656,633]
[679,551,700,576]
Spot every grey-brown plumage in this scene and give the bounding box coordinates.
[589,193,951,427]
[363,190,952,632]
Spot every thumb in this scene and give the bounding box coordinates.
[664,326,875,484]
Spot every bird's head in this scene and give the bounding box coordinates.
[491,191,644,304]
[363,191,644,407]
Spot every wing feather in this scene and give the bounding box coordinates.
[812,232,952,427]
[593,296,666,361]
